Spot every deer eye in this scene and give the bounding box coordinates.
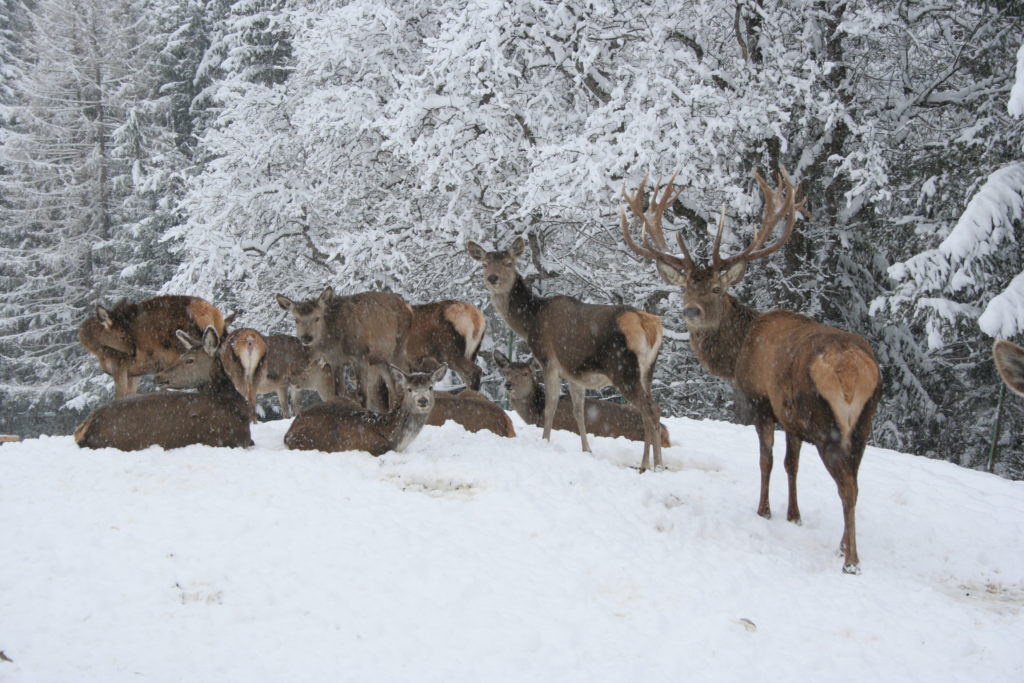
[711,285,722,295]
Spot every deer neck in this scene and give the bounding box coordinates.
[491,275,543,341]
[688,298,760,381]
[508,385,546,425]
[388,405,430,453]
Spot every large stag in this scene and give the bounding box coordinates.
[466,237,665,472]
[993,340,1024,396]
[276,288,412,412]
[621,169,881,573]
[79,295,227,397]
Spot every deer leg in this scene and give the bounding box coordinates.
[451,357,482,392]
[627,393,661,474]
[125,374,140,397]
[754,418,776,519]
[784,432,802,524]
[567,382,591,453]
[277,387,290,419]
[819,443,861,573]
[541,365,561,443]
[113,365,132,399]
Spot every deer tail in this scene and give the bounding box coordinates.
[809,347,880,451]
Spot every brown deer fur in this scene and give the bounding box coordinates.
[621,170,881,573]
[74,327,252,450]
[406,301,486,390]
[79,295,227,398]
[493,351,669,447]
[466,237,665,472]
[284,364,447,455]
[427,389,516,437]
[994,339,1024,397]
[277,287,412,412]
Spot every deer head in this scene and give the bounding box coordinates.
[620,168,806,330]
[465,237,526,296]
[155,327,220,389]
[276,287,334,346]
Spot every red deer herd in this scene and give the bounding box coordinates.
[65,168,1024,574]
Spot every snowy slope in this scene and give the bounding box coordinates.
[1,414,1023,682]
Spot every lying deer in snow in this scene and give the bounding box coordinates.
[493,351,670,447]
[74,326,252,450]
[426,389,516,438]
[284,364,447,455]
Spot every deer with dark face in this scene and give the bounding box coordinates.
[79,295,227,398]
[284,364,447,455]
[621,168,881,573]
[276,287,413,412]
[466,237,665,472]
[74,327,253,450]
[406,301,486,390]
[493,351,670,448]
[994,340,1024,396]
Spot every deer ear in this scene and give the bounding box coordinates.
[722,261,747,288]
[96,305,113,328]
[390,364,408,388]
[319,287,335,304]
[201,326,220,356]
[223,311,239,328]
[655,261,687,287]
[465,240,487,262]
[276,294,293,311]
[492,350,509,368]
[529,357,543,374]
[509,236,526,258]
[430,363,448,384]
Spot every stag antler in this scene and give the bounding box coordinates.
[619,174,692,272]
[713,167,807,270]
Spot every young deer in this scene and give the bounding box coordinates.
[406,301,486,390]
[427,389,516,437]
[74,327,253,450]
[622,168,881,573]
[284,364,447,455]
[994,340,1024,396]
[493,351,670,448]
[466,238,665,472]
[276,287,412,412]
[79,295,227,397]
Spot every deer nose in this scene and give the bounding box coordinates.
[417,397,430,409]
[682,306,702,321]
[299,334,313,345]
[504,381,512,390]
[486,274,499,285]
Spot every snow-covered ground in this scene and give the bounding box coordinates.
[1,412,1023,682]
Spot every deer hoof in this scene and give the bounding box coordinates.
[787,514,802,525]
[842,562,861,575]
[757,507,771,520]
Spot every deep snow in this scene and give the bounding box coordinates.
[1,412,1023,682]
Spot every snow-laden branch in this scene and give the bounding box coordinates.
[1011,41,1024,118]
[979,271,1024,339]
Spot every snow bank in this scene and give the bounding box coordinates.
[1,415,1023,682]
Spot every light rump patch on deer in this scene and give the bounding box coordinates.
[284,364,447,455]
[994,340,1024,397]
[75,327,252,450]
[493,351,669,447]
[426,389,516,437]
[276,287,412,412]
[405,301,486,390]
[79,295,227,398]
[621,168,881,573]
[466,237,665,471]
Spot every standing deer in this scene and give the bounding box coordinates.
[79,295,228,397]
[427,389,516,437]
[621,168,881,573]
[276,287,412,412]
[994,340,1024,396]
[493,351,670,448]
[406,301,486,390]
[212,329,337,422]
[284,364,447,455]
[75,326,252,450]
[465,237,665,472]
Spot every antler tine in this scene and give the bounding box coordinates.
[620,174,693,272]
[719,166,803,268]
[710,205,727,269]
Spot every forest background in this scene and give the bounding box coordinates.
[1,0,1022,476]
